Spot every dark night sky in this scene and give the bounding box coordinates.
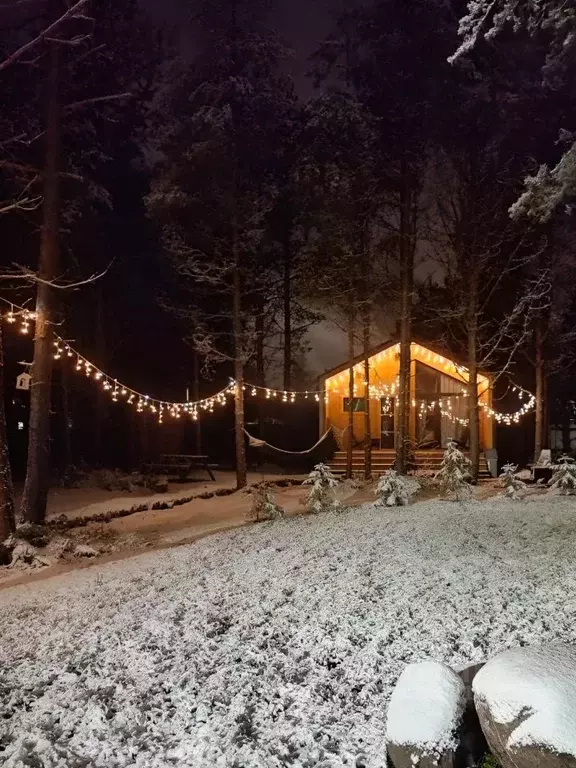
[141,0,344,94]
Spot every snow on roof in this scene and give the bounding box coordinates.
[386,660,465,752]
[473,644,576,755]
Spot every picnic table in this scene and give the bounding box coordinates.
[142,454,215,482]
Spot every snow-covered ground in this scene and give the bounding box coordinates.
[2,495,576,767]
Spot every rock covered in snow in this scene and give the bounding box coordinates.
[386,660,466,768]
[73,544,99,558]
[473,644,576,768]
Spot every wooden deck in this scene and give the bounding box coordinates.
[329,449,492,478]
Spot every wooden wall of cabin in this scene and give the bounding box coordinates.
[322,346,495,453]
[323,354,400,449]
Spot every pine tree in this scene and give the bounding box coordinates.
[550,455,576,496]
[247,483,285,522]
[499,463,526,500]
[374,470,410,507]
[303,463,341,514]
[452,0,576,221]
[1,0,158,524]
[435,440,472,500]
[296,90,381,478]
[148,0,296,490]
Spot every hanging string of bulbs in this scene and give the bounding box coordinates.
[1,302,325,422]
[1,299,536,426]
[5,303,236,420]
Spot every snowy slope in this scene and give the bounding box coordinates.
[2,496,576,767]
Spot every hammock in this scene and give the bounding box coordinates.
[244,428,338,470]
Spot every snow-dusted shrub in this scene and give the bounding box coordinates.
[499,463,526,500]
[303,463,341,514]
[247,484,285,522]
[375,470,410,507]
[15,522,48,548]
[549,455,576,495]
[435,440,472,500]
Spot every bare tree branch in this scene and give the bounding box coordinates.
[64,92,132,113]
[0,263,112,288]
[0,0,90,73]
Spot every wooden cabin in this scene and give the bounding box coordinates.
[319,340,496,475]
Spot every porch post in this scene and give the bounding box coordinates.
[408,358,417,462]
[318,376,326,438]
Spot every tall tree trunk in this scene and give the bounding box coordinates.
[93,284,107,465]
[0,322,15,540]
[395,158,413,474]
[363,311,371,480]
[21,41,60,524]
[467,265,480,482]
[61,363,72,476]
[192,348,202,455]
[129,404,139,470]
[543,371,549,449]
[534,320,545,462]
[233,257,247,490]
[346,297,355,479]
[283,236,291,392]
[561,401,571,454]
[362,224,372,479]
[254,296,265,438]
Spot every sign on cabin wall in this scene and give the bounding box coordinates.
[16,372,32,391]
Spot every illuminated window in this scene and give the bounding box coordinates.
[343,397,366,412]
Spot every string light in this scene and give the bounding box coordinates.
[1,299,537,427]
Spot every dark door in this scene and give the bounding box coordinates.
[381,398,395,448]
[417,399,442,448]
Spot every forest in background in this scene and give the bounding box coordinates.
[1,0,576,531]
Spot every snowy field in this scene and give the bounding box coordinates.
[2,495,576,767]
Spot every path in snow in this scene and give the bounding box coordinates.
[2,496,576,767]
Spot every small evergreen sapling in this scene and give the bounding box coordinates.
[499,463,526,500]
[550,455,576,495]
[303,463,341,514]
[375,470,410,507]
[247,484,285,522]
[435,440,472,500]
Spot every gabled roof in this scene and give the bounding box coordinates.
[318,337,492,384]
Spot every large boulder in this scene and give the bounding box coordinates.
[473,644,576,768]
[386,660,466,768]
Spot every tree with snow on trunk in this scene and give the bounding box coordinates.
[375,470,410,507]
[303,463,341,514]
[435,440,472,500]
[549,455,576,496]
[499,463,526,500]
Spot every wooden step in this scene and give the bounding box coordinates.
[329,449,491,478]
